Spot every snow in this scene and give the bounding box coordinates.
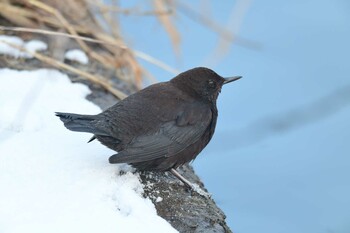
[0,35,47,58]
[25,40,48,54]
[64,49,89,64]
[0,68,177,233]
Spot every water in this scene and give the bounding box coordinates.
[119,1,350,232]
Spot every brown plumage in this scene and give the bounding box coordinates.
[56,67,241,172]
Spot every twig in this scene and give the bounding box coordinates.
[133,50,179,75]
[0,26,177,76]
[0,3,90,34]
[28,0,113,67]
[175,0,261,50]
[0,26,127,48]
[205,0,252,66]
[153,0,181,57]
[92,0,120,39]
[86,0,172,16]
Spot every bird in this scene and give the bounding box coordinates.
[56,67,241,188]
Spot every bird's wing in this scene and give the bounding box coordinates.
[109,106,212,164]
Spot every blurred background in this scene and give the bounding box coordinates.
[118,0,350,232]
[1,0,349,232]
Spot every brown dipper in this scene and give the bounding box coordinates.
[56,67,241,187]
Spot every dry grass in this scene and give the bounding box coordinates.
[0,0,165,98]
[0,0,254,98]
[153,0,181,57]
[0,39,128,99]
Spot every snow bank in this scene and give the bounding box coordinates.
[0,35,47,58]
[0,69,176,233]
[64,49,89,64]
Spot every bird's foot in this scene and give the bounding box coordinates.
[170,168,211,198]
[188,183,212,198]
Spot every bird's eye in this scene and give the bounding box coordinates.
[208,80,216,88]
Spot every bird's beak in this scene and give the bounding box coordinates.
[224,76,242,84]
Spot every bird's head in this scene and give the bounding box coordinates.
[170,67,241,102]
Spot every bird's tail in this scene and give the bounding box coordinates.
[55,112,99,134]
